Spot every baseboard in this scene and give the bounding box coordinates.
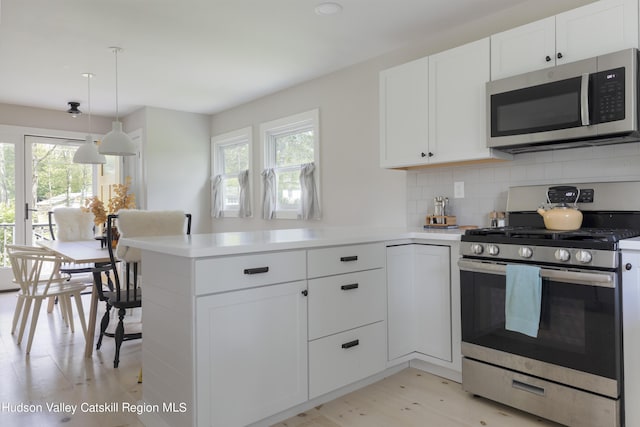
[409,358,462,383]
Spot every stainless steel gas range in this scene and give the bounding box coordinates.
[458,181,640,427]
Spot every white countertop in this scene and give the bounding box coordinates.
[621,237,640,251]
[119,227,464,258]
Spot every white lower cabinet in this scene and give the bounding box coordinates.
[309,321,387,399]
[195,280,308,427]
[307,243,387,399]
[138,237,459,427]
[622,250,640,427]
[387,243,452,362]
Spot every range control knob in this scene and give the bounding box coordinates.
[555,249,571,262]
[470,244,484,255]
[487,245,500,256]
[575,250,593,264]
[518,247,533,259]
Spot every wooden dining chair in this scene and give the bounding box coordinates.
[98,209,192,368]
[8,245,88,354]
[46,208,109,312]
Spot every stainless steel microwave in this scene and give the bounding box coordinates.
[487,48,640,154]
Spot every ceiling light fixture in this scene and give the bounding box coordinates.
[99,46,136,156]
[67,101,82,118]
[73,73,106,164]
[314,2,343,15]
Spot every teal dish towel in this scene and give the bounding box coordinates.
[505,264,542,338]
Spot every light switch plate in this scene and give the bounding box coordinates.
[454,181,465,198]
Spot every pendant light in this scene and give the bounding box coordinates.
[73,73,107,164]
[99,47,136,156]
[67,101,82,117]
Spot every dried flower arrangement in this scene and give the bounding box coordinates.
[82,176,136,226]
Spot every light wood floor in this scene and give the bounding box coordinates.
[0,290,561,427]
[275,368,561,427]
[0,289,144,427]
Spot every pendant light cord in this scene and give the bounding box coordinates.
[113,47,120,121]
[109,46,123,121]
[87,73,92,134]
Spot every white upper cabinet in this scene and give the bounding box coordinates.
[556,0,638,64]
[380,38,510,169]
[429,38,508,164]
[492,0,639,80]
[491,17,556,80]
[379,56,429,168]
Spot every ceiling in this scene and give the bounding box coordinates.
[0,0,528,117]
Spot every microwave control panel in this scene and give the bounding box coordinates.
[592,67,625,123]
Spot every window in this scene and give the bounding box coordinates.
[211,127,252,218]
[261,109,320,219]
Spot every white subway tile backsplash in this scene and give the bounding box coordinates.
[477,168,494,183]
[407,200,418,214]
[407,144,640,228]
[416,199,429,215]
[406,172,418,187]
[493,165,510,183]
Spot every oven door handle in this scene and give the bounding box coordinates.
[457,259,615,288]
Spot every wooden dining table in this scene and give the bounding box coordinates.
[37,239,112,358]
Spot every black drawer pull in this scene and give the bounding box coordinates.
[341,339,359,349]
[244,266,269,275]
[341,283,359,291]
[340,256,358,262]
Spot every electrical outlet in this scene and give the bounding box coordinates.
[454,181,465,199]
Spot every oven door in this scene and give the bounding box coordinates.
[458,259,621,398]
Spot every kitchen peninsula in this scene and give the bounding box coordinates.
[120,227,462,427]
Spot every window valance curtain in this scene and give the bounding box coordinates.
[261,168,276,220]
[211,175,223,218]
[238,169,251,218]
[300,162,320,220]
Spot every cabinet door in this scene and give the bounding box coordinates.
[556,0,638,66]
[387,244,415,360]
[387,244,451,362]
[490,16,556,80]
[379,56,429,168]
[414,244,451,361]
[428,38,492,164]
[623,251,640,427]
[196,281,308,427]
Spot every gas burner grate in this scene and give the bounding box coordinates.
[462,226,640,250]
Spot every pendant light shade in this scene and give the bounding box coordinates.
[101,121,136,155]
[99,47,136,156]
[74,135,107,164]
[73,72,106,164]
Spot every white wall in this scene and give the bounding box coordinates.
[208,0,595,232]
[127,107,211,234]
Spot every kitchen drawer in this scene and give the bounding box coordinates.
[307,243,385,278]
[309,321,386,398]
[308,269,385,340]
[195,250,306,295]
[462,358,618,427]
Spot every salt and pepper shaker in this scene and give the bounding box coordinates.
[489,211,506,228]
